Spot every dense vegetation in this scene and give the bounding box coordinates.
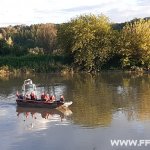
[0,14,149,73]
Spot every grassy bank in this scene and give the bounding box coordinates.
[0,55,149,78]
[0,55,71,75]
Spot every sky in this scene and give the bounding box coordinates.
[0,0,149,27]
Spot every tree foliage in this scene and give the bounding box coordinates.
[0,38,11,55]
[118,19,150,68]
[58,14,112,71]
[0,24,58,56]
[0,15,150,72]
[37,23,57,52]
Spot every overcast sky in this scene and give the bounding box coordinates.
[0,0,149,27]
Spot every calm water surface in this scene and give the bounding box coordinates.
[0,72,150,150]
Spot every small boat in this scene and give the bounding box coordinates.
[16,79,73,109]
[16,99,72,109]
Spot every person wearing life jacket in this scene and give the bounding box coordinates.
[16,91,24,99]
[60,95,64,102]
[45,94,50,101]
[49,95,53,102]
[41,93,45,100]
[52,95,55,101]
[41,92,47,101]
[30,91,37,100]
[41,92,49,101]
[25,94,30,100]
[49,95,55,102]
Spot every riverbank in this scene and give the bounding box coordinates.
[0,55,149,78]
[0,64,149,80]
[0,55,73,76]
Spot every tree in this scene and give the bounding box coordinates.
[58,14,113,71]
[6,37,13,46]
[0,28,6,39]
[37,24,57,53]
[0,38,12,55]
[118,19,150,68]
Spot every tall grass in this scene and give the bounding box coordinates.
[0,55,69,73]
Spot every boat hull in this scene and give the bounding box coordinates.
[16,99,65,109]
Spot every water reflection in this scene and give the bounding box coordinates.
[68,73,150,127]
[16,106,72,131]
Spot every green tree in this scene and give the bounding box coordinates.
[37,23,57,53]
[118,19,150,68]
[0,38,12,55]
[6,37,13,46]
[58,14,112,71]
[0,28,6,39]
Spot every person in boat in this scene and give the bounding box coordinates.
[30,91,37,100]
[60,95,65,102]
[45,94,50,101]
[49,95,55,102]
[41,92,45,100]
[25,94,30,100]
[16,91,24,99]
[41,92,49,101]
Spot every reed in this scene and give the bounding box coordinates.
[0,55,68,73]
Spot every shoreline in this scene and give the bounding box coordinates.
[0,65,149,78]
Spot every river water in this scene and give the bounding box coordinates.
[0,72,150,150]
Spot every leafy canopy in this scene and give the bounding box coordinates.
[58,14,112,71]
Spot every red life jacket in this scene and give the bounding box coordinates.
[30,93,36,100]
[41,94,45,100]
[50,96,53,100]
